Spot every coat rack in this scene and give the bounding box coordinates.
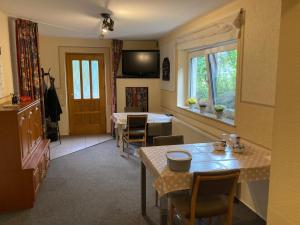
[41,68,61,144]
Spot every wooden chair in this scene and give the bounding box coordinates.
[153,135,184,146]
[124,106,141,112]
[122,115,148,157]
[153,135,184,207]
[169,169,240,225]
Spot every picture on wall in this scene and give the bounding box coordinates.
[126,87,148,112]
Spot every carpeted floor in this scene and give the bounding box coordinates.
[0,140,266,225]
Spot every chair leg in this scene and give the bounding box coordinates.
[168,203,174,225]
[208,217,212,225]
[122,138,125,152]
[155,191,159,207]
[226,212,233,225]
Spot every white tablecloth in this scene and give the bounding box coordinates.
[112,113,172,127]
[112,113,173,147]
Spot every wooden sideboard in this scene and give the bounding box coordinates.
[0,100,50,212]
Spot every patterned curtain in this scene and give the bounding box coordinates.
[111,39,123,135]
[16,19,41,100]
[111,39,123,113]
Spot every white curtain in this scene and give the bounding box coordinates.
[176,9,245,51]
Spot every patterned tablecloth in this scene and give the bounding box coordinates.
[139,142,271,196]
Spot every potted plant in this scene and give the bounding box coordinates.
[214,105,225,119]
[186,98,197,109]
[198,99,207,113]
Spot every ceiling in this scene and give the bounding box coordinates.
[0,0,233,40]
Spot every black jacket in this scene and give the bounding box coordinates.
[44,86,62,122]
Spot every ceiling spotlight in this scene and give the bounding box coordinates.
[101,13,114,33]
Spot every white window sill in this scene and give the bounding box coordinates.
[177,105,235,127]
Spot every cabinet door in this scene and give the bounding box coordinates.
[18,112,29,161]
[28,103,42,151]
[32,104,42,146]
[28,109,34,150]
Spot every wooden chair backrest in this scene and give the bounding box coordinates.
[124,106,141,112]
[126,115,148,133]
[153,135,184,146]
[189,170,240,224]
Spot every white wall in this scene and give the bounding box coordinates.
[159,0,282,219]
[116,40,160,113]
[0,10,13,104]
[116,78,161,113]
[39,37,159,135]
[39,36,112,135]
[268,1,300,224]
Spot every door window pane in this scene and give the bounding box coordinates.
[91,60,100,99]
[209,50,237,110]
[72,60,81,99]
[82,60,91,99]
[190,56,209,102]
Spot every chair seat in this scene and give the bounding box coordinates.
[170,192,229,218]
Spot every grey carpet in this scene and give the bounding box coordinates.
[0,140,265,225]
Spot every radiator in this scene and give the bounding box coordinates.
[171,117,217,144]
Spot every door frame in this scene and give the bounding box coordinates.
[65,52,107,135]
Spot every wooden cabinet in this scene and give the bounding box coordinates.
[0,100,50,212]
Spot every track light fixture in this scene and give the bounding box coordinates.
[101,13,114,33]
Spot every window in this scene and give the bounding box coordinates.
[189,43,237,119]
[71,59,100,100]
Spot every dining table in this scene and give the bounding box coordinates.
[138,142,271,225]
[112,112,173,147]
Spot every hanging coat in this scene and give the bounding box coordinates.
[45,86,62,122]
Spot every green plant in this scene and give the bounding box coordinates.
[186,98,197,105]
[214,105,225,112]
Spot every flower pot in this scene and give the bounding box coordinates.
[199,105,206,113]
[189,104,196,110]
[215,111,223,119]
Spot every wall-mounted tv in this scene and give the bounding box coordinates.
[122,50,160,78]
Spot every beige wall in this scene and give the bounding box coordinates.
[159,0,281,219]
[159,0,281,149]
[268,1,300,224]
[0,10,13,104]
[116,40,159,113]
[116,78,161,113]
[39,36,112,135]
[39,37,158,135]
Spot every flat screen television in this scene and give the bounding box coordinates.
[122,50,160,78]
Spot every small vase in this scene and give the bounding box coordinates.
[199,106,206,113]
[216,111,223,119]
[189,104,196,110]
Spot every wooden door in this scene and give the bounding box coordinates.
[66,53,106,134]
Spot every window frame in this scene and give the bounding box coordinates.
[187,42,238,117]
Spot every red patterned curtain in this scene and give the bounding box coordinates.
[16,19,41,100]
[111,39,123,113]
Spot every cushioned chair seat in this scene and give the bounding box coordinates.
[171,193,229,218]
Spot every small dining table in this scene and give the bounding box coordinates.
[112,112,173,147]
[139,142,271,225]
